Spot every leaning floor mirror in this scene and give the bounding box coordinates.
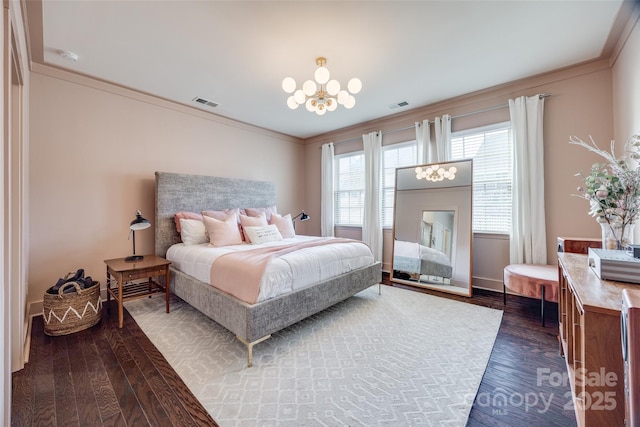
[391,159,473,296]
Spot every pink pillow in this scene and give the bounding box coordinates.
[240,212,268,240]
[202,212,243,246]
[244,206,278,222]
[240,212,268,229]
[202,208,241,221]
[270,213,295,238]
[174,211,203,234]
[202,208,245,239]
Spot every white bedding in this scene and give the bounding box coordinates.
[394,240,451,266]
[166,235,374,303]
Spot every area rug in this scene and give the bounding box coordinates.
[125,285,502,426]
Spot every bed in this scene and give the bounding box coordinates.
[154,171,382,366]
[393,240,453,279]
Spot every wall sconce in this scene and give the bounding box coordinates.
[292,211,310,229]
[415,165,457,182]
[125,210,151,262]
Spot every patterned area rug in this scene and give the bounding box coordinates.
[125,285,502,426]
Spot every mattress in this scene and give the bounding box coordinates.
[393,240,452,278]
[166,235,374,302]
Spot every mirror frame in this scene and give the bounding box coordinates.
[391,159,473,296]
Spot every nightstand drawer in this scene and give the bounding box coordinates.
[121,266,167,281]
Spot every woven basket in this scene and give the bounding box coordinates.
[43,281,102,336]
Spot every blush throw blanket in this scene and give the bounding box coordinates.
[210,238,360,304]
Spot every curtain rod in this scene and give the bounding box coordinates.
[325,93,552,147]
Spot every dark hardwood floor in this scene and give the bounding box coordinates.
[11,299,218,427]
[12,275,576,426]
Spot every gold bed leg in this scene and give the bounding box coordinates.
[236,335,271,368]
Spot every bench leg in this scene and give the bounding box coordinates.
[503,282,506,305]
[541,284,546,327]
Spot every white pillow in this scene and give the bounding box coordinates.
[243,224,283,244]
[179,218,208,245]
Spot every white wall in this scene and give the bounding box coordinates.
[2,0,30,423]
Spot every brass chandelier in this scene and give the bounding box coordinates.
[282,57,362,115]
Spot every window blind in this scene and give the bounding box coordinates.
[451,123,512,233]
[334,152,365,226]
[381,142,417,227]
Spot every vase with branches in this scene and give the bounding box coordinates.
[571,133,640,250]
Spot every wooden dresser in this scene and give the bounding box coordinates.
[558,252,627,426]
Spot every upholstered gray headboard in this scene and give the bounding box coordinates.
[155,171,276,257]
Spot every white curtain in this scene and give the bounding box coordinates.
[415,120,433,164]
[434,114,452,161]
[362,131,382,262]
[509,95,547,264]
[320,142,335,237]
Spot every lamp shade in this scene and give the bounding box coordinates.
[293,211,310,222]
[130,210,151,230]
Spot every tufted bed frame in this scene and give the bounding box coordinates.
[154,171,382,367]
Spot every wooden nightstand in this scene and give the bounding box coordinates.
[104,255,171,328]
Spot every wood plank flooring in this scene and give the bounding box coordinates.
[12,275,577,426]
[11,299,217,427]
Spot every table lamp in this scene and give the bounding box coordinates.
[292,211,310,229]
[125,210,151,262]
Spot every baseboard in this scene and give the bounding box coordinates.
[23,315,31,364]
[471,275,503,293]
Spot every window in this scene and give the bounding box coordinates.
[334,152,365,226]
[382,142,417,227]
[334,141,417,227]
[451,123,512,233]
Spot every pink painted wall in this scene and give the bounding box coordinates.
[28,69,306,305]
[26,14,639,301]
[613,13,640,154]
[303,61,617,290]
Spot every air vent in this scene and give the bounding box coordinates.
[388,101,410,110]
[193,97,219,108]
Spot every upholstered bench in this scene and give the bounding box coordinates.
[503,264,559,326]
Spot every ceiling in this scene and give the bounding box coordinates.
[32,0,630,139]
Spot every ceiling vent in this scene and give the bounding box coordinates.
[389,101,409,110]
[193,97,218,108]
[388,101,409,110]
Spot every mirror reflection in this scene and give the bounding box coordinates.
[394,210,455,285]
[391,159,472,296]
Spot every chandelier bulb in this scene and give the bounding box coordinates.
[315,66,330,85]
[305,99,315,112]
[294,89,305,105]
[282,77,296,94]
[344,95,356,109]
[347,78,362,94]
[337,90,349,105]
[326,80,340,96]
[303,80,317,97]
[286,96,299,110]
